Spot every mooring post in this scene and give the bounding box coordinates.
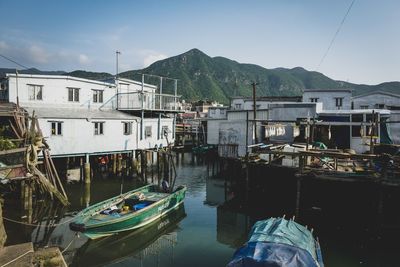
[112,154,117,175]
[295,177,302,219]
[117,153,123,175]
[84,153,91,184]
[151,151,154,183]
[83,182,91,208]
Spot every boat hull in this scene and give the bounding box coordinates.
[70,185,186,239]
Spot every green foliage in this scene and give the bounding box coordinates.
[16,48,398,104]
[0,126,16,151]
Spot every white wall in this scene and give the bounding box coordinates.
[6,74,116,109]
[303,91,352,110]
[138,118,175,149]
[40,118,137,156]
[208,108,228,119]
[353,93,400,109]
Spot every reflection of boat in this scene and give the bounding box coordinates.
[192,144,216,154]
[71,205,186,267]
[70,184,186,239]
[227,217,324,267]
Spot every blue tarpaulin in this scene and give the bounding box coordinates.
[227,218,323,267]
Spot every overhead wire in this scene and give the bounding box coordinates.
[316,0,356,70]
[0,53,31,70]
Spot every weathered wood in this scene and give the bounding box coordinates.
[32,167,69,206]
[0,147,26,155]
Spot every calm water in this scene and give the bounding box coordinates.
[3,152,400,266]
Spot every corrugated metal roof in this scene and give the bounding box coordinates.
[24,107,140,120]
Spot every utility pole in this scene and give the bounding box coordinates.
[252,82,258,143]
[116,50,121,109]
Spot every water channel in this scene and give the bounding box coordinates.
[3,152,399,266]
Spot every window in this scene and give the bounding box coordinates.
[335,97,343,108]
[210,109,216,115]
[28,84,43,100]
[145,126,152,138]
[50,121,62,135]
[94,122,104,135]
[310,98,319,103]
[68,88,80,102]
[375,103,385,109]
[93,90,103,103]
[161,126,168,139]
[123,122,132,135]
[360,105,369,109]
[235,103,242,109]
[220,109,225,115]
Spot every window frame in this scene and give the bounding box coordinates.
[68,87,80,102]
[145,126,152,138]
[49,121,63,136]
[93,121,105,135]
[335,97,343,107]
[310,98,319,103]
[92,89,104,103]
[161,126,168,139]
[27,84,43,101]
[123,121,132,135]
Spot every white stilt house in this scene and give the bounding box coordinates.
[0,72,181,158]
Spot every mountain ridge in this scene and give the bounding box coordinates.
[1,48,399,103]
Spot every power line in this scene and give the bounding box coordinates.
[316,0,356,70]
[0,53,31,70]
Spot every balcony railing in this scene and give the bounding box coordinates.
[108,92,181,112]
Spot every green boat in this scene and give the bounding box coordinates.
[69,184,186,239]
[71,204,186,266]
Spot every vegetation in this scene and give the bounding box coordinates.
[2,48,399,103]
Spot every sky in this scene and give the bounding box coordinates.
[0,0,399,85]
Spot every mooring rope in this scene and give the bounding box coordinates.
[0,249,34,267]
[2,214,78,228]
[61,232,80,254]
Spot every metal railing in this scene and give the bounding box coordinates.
[116,92,180,111]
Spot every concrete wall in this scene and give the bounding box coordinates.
[353,93,400,109]
[218,121,252,157]
[39,117,137,156]
[6,75,116,109]
[390,111,400,144]
[138,118,175,149]
[208,107,228,119]
[303,91,352,110]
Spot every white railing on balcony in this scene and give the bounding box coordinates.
[116,92,180,112]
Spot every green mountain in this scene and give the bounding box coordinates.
[2,49,399,103]
[119,48,400,103]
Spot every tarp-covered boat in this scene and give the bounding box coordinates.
[227,217,324,267]
[69,184,186,239]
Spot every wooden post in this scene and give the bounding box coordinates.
[117,153,123,174]
[113,154,117,175]
[84,154,91,184]
[151,151,154,183]
[295,177,302,219]
[157,151,161,186]
[83,182,91,207]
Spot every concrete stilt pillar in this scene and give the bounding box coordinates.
[113,154,117,175]
[84,154,91,184]
[117,153,123,174]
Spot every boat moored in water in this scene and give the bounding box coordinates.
[69,184,186,239]
[227,217,324,267]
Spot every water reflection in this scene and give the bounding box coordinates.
[71,205,186,267]
[3,152,400,266]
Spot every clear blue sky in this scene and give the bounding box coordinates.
[0,0,399,85]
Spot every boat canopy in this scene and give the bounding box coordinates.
[227,217,323,267]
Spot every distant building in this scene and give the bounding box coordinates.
[302,89,352,110]
[352,91,400,144]
[230,96,302,111]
